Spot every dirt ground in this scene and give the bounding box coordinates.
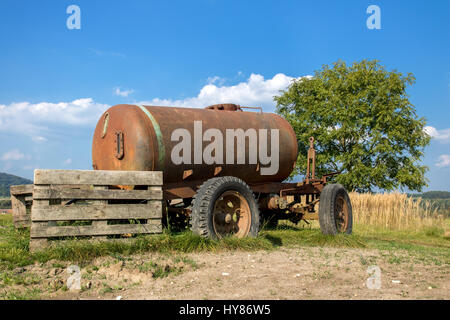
[15,246,447,300]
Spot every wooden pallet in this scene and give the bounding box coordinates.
[10,184,34,228]
[30,169,163,252]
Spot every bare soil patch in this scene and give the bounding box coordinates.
[34,246,449,300]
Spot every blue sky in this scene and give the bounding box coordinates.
[0,0,449,191]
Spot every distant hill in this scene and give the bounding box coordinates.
[408,191,450,217]
[0,172,33,197]
[409,191,450,199]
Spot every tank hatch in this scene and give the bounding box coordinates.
[205,104,241,111]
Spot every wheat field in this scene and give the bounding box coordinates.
[349,192,446,231]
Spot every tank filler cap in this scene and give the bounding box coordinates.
[205,104,241,111]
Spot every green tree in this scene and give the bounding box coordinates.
[275,60,430,192]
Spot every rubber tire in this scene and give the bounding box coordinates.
[190,176,260,239]
[318,184,353,235]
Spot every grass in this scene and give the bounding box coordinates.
[348,192,450,252]
[0,220,373,272]
[0,288,42,300]
[354,224,448,247]
[0,219,447,272]
[0,214,12,226]
[0,192,449,300]
[350,192,446,231]
[138,260,184,278]
[0,192,446,269]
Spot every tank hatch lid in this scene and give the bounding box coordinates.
[205,104,241,111]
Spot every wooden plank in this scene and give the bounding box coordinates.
[13,219,31,229]
[30,194,50,247]
[91,185,108,240]
[31,203,161,221]
[15,221,31,228]
[13,214,30,222]
[10,184,33,195]
[34,169,163,186]
[30,236,162,252]
[147,186,161,225]
[58,184,92,190]
[30,191,50,246]
[11,194,26,216]
[30,221,161,238]
[32,186,162,200]
[11,193,29,229]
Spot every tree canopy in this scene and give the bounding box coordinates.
[275,60,430,192]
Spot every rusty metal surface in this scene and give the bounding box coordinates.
[249,181,324,194]
[205,103,241,111]
[205,104,263,113]
[335,194,350,232]
[306,137,316,181]
[92,104,299,185]
[212,190,251,238]
[92,104,154,172]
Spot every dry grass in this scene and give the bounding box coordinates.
[350,192,446,232]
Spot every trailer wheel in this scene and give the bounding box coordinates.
[318,184,353,235]
[190,176,260,239]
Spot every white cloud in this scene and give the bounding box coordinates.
[114,87,134,97]
[32,136,47,143]
[424,126,450,143]
[139,73,310,112]
[63,158,72,165]
[0,98,109,138]
[0,73,308,143]
[2,149,25,161]
[436,154,450,168]
[206,76,226,86]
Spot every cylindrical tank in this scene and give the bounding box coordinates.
[92,104,298,184]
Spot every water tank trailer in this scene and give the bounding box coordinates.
[92,104,352,238]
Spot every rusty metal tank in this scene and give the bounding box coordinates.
[92,104,298,184]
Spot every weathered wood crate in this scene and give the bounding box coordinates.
[10,184,34,228]
[30,169,163,251]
